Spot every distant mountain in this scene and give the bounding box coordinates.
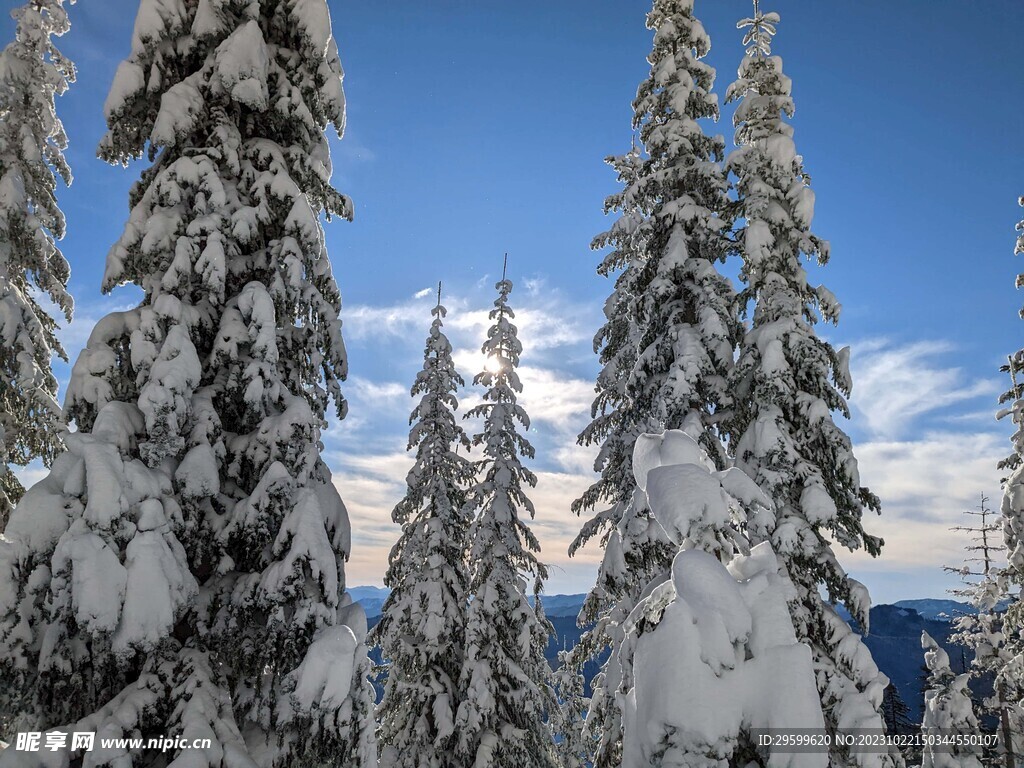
[893,598,1010,621]
[348,585,389,618]
[352,588,989,719]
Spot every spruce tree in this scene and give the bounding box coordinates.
[0,0,376,764]
[565,2,741,762]
[455,275,557,768]
[0,0,75,530]
[994,198,1024,768]
[549,648,590,768]
[921,632,985,768]
[373,289,474,768]
[724,6,895,764]
[945,492,1017,761]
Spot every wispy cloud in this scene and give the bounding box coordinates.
[849,339,997,439]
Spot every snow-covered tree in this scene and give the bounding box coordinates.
[0,0,376,765]
[455,276,557,768]
[549,648,590,768]
[0,0,75,530]
[724,7,895,765]
[372,292,475,768]
[565,1,742,762]
[993,197,1024,768]
[944,493,1019,762]
[607,429,796,767]
[619,541,826,768]
[920,632,985,768]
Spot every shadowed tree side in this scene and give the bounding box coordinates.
[0,0,376,764]
[0,0,75,530]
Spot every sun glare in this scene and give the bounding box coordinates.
[484,354,505,375]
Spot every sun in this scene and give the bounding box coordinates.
[484,354,505,375]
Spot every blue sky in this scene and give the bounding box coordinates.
[7,0,1024,603]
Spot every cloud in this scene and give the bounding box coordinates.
[839,428,1007,602]
[849,339,997,439]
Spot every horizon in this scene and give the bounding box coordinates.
[5,0,1024,606]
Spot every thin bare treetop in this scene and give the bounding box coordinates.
[738,0,779,57]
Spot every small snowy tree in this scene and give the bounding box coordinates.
[619,543,827,768]
[566,1,742,762]
[921,632,985,768]
[0,0,75,529]
[372,292,475,768]
[944,493,1018,762]
[881,683,916,737]
[0,0,376,765]
[455,276,558,768]
[724,7,895,765]
[605,429,795,767]
[549,648,590,768]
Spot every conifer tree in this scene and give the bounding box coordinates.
[564,2,742,762]
[0,0,75,530]
[881,683,916,737]
[373,288,474,768]
[549,648,590,768]
[455,274,557,768]
[724,6,895,765]
[944,492,1017,761]
[0,0,376,764]
[921,632,985,768]
[993,197,1024,768]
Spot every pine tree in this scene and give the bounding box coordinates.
[993,197,1024,768]
[921,632,985,768]
[0,0,75,530]
[944,493,1017,761]
[565,2,742,762]
[0,0,376,764]
[455,274,558,768]
[724,6,895,765]
[549,648,590,768]
[881,682,916,737]
[611,430,816,768]
[372,288,475,768]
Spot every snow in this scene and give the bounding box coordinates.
[646,462,732,546]
[113,499,197,653]
[289,624,359,713]
[632,429,714,490]
[621,544,826,768]
[50,520,127,635]
[214,20,270,110]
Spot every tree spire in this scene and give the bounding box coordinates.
[565,1,743,763]
[456,276,558,768]
[725,8,895,765]
[372,295,474,768]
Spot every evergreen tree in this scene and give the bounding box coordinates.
[0,0,75,530]
[372,289,475,768]
[549,648,590,768]
[921,632,985,768]
[881,682,916,736]
[0,0,376,764]
[613,430,814,768]
[455,275,557,768]
[724,6,895,765]
[944,493,1017,763]
[565,1,742,762]
[993,197,1024,768]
